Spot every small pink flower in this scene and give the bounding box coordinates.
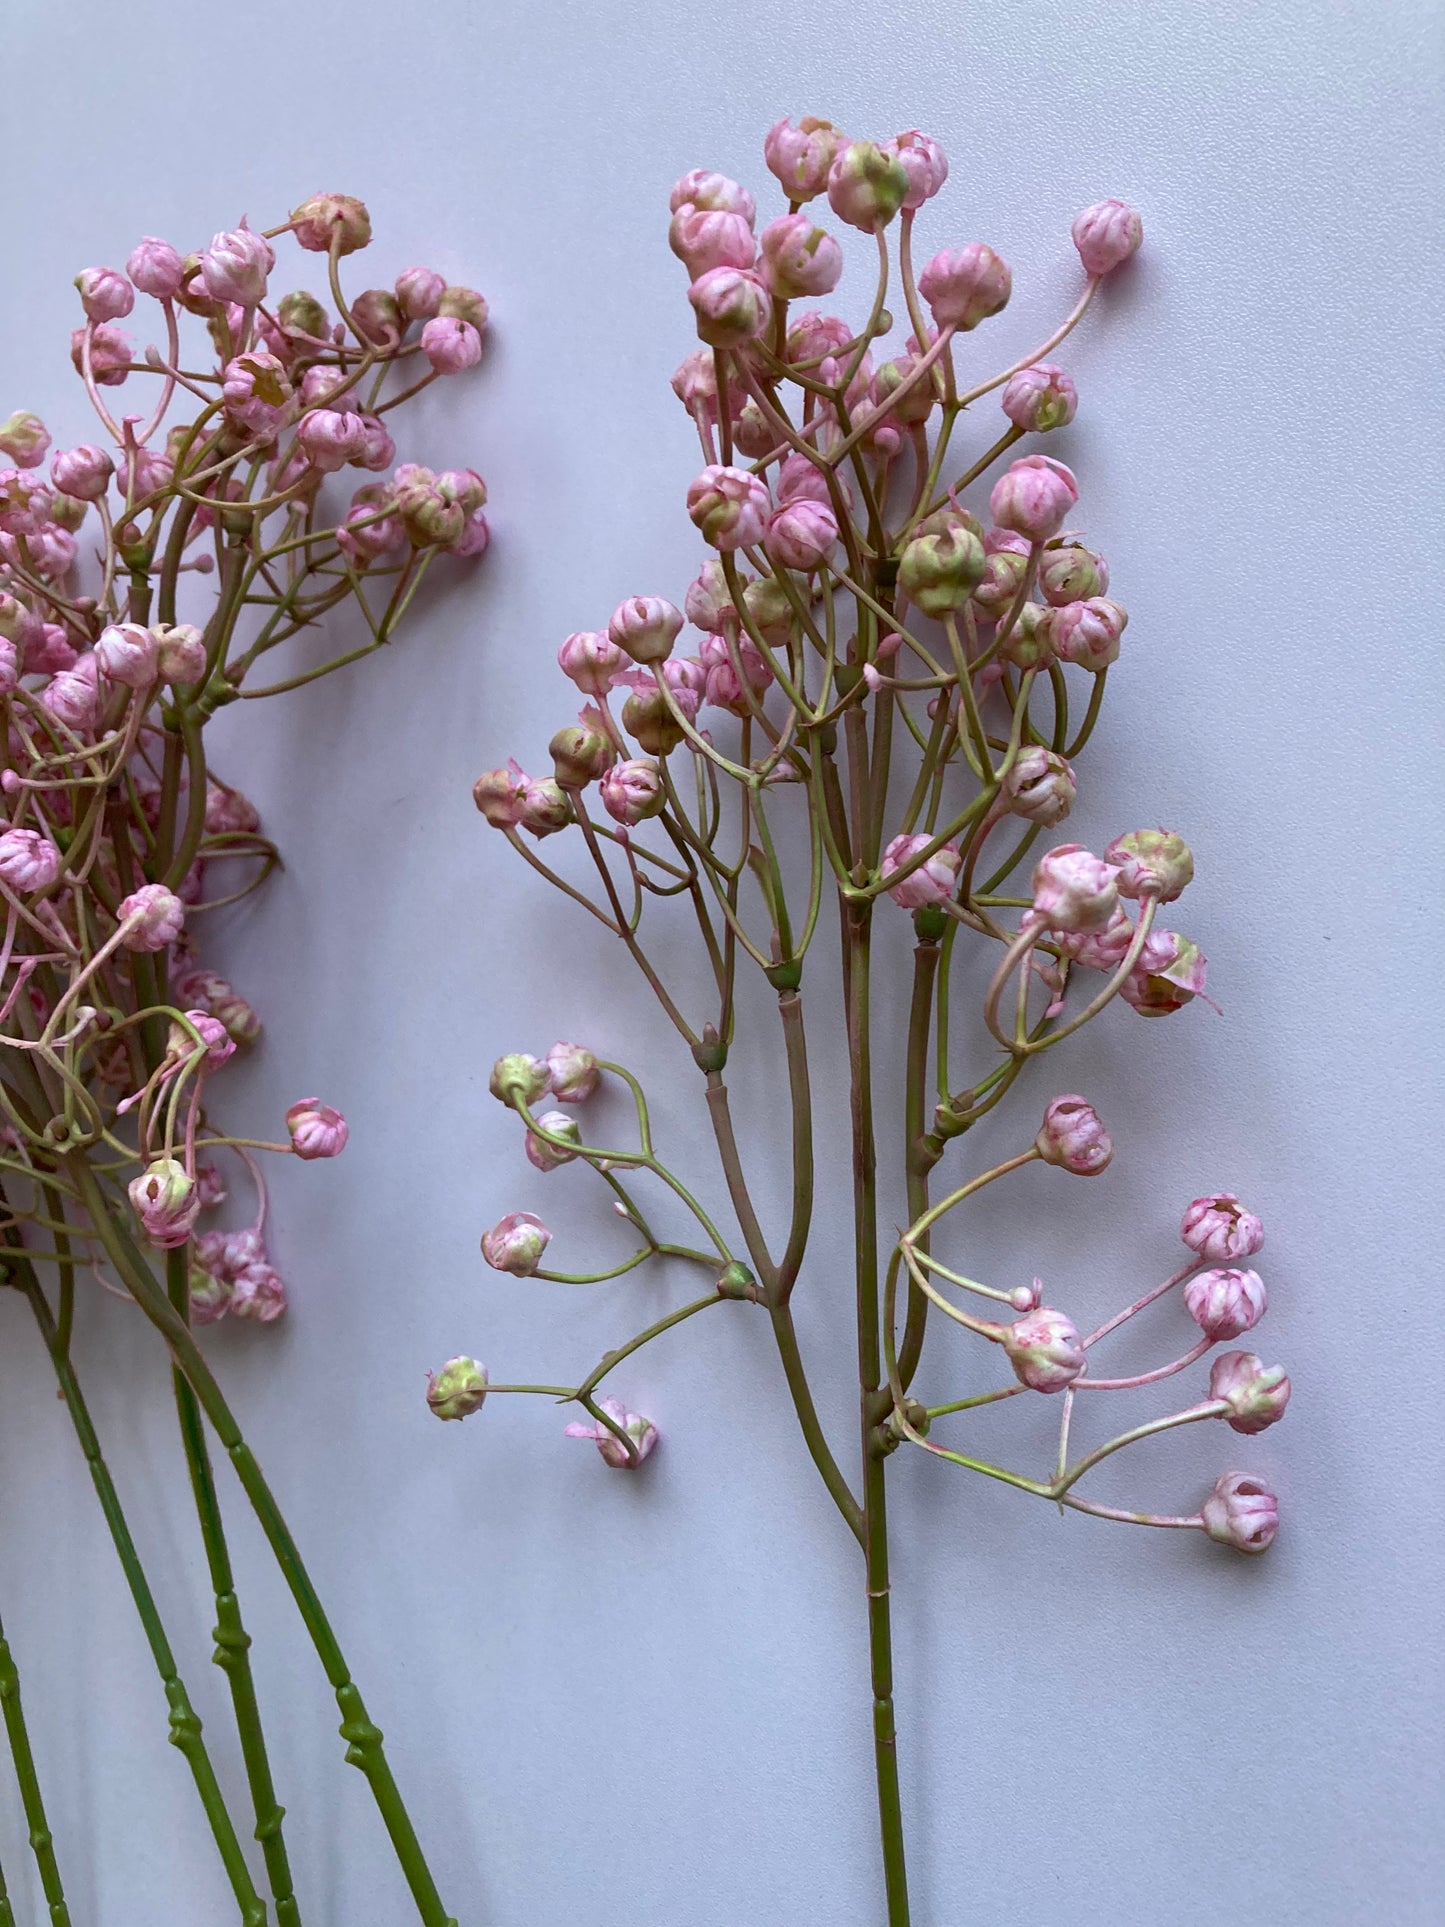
[669,171,755,220]
[229,1258,288,1322]
[194,1162,227,1210]
[671,348,718,420]
[669,206,756,278]
[338,489,407,564]
[764,117,844,201]
[1201,1471,1278,1553]
[525,1109,582,1172]
[918,245,1012,330]
[481,1210,553,1276]
[1103,829,1193,902]
[1049,596,1128,672]
[199,222,275,306]
[1001,362,1077,433]
[1209,1350,1290,1434]
[286,1098,349,1160]
[1031,844,1119,932]
[420,315,483,374]
[1119,931,1207,1017]
[990,455,1080,542]
[290,191,372,254]
[395,266,446,319]
[222,350,296,436]
[558,630,626,695]
[1072,199,1143,277]
[51,444,115,501]
[1038,541,1108,607]
[786,311,853,363]
[427,1358,489,1420]
[70,324,131,387]
[74,266,135,323]
[564,1395,659,1469]
[188,1245,233,1325]
[601,758,666,825]
[1056,904,1136,971]
[881,833,961,909]
[489,1052,552,1105]
[686,465,771,551]
[95,622,159,689]
[970,548,1030,621]
[1003,1307,1086,1392]
[881,129,949,208]
[1185,1267,1267,1341]
[517,776,572,839]
[128,1157,199,1248]
[545,1041,600,1103]
[0,827,61,893]
[775,453,836,509]
[169,1009,235,1072]
[688,266,772,349]
[699,631,772,714]
[297,409,369,473]
[0,412,51,468]
[608,596,683,666]
[758,215,843,299]
[126,237,184,299]
[1181,1194,1264,1263]
[1035,1094,1112,1175]
[155,624,207,684]
[203,781,259,834]
[118,883,184,952]
[826,141,910,232]
[1002,746,1077,826]
[765,498,837,571]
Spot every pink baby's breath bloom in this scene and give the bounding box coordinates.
[395,266,446,319]
[222,351,296,435]
[882,130,949,208]
[170,1009,235,1072]
[1049,596,1128,672]
[118,883,185,952]
[199,223,274,305]
[669,206,756,279]
[669,171,755,221]
[525,1109,582,1172]
[70,324,132,387]
[545,1041,600,1103]
[96,622,159,688]
[764,117,845,201]
[1002,746,1077,827]
[765,498,837,571]
[427,1357,489,1421]
[0,413,51,468]
[698,632,772,714]
[1031,843,1119,932]
[74,266,134,323]
[918,244,1011,330]
[564,1395,659,1469]
[558,630,625,695]
[758,215,843,299]
[1181,1194,1264,1263]
[1001,362,1077,433]
[601,758,666,825]
[1201,1471,1278,1553]
[481,1211,553,1276]
[1035,1095,1112,1175]
[517,776,572,839]
[1072,199,1143,276]
[420,315,483,374]
[1104,829,1193,902]
[290,191,372,254]
[1003,1307,1086,1392]
[826,141,910,231]
[297,408,369,472]
[286,1098,349,1160]
[126,237,184,299]
[1119,931,1207,1016]
[990,455,1080,542]
[686,465,770,551]
[608,597,683,666]
[688,266,772,348]
[1209,1350,1291,1434]
[128,1157,199,1248]
[0,827,61,893]
[40,658,101,733]
[881,833,961,909]
[1185,1267,1267,1341]
[51,444,114,501]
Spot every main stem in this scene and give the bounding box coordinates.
[848,903,910,1925]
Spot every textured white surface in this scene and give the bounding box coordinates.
[0,2,1442,1922]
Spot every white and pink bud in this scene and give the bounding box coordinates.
[1072,199,1143,277]
[1038,540,1108,607]
[880,833,961,909]
[199,223,274,306]
[764,498,837,571]
[285,1098,349,1160]
[601,758,667,825]
[126,237,184,299]
[1185,1267,1267,1341]
[75,266,134,323]
[40,655,103,732]
[70,324,131,386]
[1119,931,1207,1017]
[882,129,949,208]
[1049,596,1128,672]
[1209,1350,1291,1434]
[898,521,987,616]
[96,622,160,688]
[549,721,615,789]
[608,596,683,666]
[669,172,756,221]
[918,244,1012,330]
[990,455,1080,542]
[489,1053,551,1106]
[758,215,843,299]
[557,630,625,695]
[155,623,207,684]
[1030,843,1119,932]
[0,412,51,468]
[688,266,772,348]
[170,1009,235,1072]
[826,141,910,231]
[297,408,369,473]
[0,827,61,893]
[1103,829,1194,902]
[1035,1095,1113,1175]
[222,350,296,435]
[764,117,845,201]
[1201,1471,1279,1553]
[481,1210,553,1277]
[544,1041,600,1104]
[420,315,483,374]
[128,1157,199,1248]
[427,1357,489,1421]
[669,206,756,278]
[290,191,372,254]
[1002,746,1077,827]
[525,1110,582,1173]
[517,776,572,839]
[51,444,115,501]
[686,464,771,551]
[564,1395,659,1469]
[1181,1194,1264,1264]
[473,761,529,830]
[1001,362,1077,433]
[395,266,446,319]
[117,883,184,952]
[1003,1307,1086,1392]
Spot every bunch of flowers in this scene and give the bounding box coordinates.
[0,195,482,1924]
[454,119,1284,1922]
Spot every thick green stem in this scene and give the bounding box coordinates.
[0,1603,72,1925]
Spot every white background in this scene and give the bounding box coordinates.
[0,2,1441,1922]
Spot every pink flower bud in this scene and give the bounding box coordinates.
[420,314,483,375]
[550,721,615,787]
[427,1357,489,1420]
[473,761,529,829]
[168,1009,235,1072]
[786,311,853,364]
[688,266,772,349]
[683,558,734,631]
[775,453,836,509]
[564,1394,658,1468]
[686,464,771,551]
[1056,904,1136,971]
[481,1210,552,1276]
[870,354,935,428]
[297,408,369,473]
[669,206,756,278]
[1119,931,1207,1017]
[608,596,683,666]
[601,758,666,825]
[204,781,259,835]
[0,412,50,468]
[117,883,184,952]
[525,1109,582,1172]
[132,447,174,495]
[1002,746,1077,826]
[126,237,184,299]
[1001,362,1077,433]
[990,455,1079,542]
[1049,596,1127,672]
[155,624,206,684]
[128,1157,199,1247]
[1201,1471,1278,1553]
[222,350,296,435]
[545,1040,600,1103]
[338,487,406,563]
[188,1246,233,1325]
[557,630,625,695]
[764,498,837,571]
[50,444,114,501]
[285,1097,349,1160]
[299,367,357,412]
[1031,844,1119,932]
[229,1254,288,1322]
[438,286,490,332]
[881,833,961,909]
[1038,540,1108,607]
[0,639,17,694]
[199,223,274,306]
[0,827,61,893]
[1209,1350,1290,1433]
[395,266,446,319]
[75,266,135,323]
[290,192,372,254]
[489,1053,551,1105]
[96,621,159,688]
[758,215,843,299]
[70,324,131,387]
[40,655,102,732]
[1185,1267,1267,1341]
[671,348,718,421]
[669,172,755,221]
[1103,829,1193,902]
[517,775,572,839]
[1072,199,1143,277]
[764,117,844,201]
[918,244,1011,330]
[970,548,1030,621]
[1035,1094,1112,1175]
[880,129,949,208]
[1003,1306,1086,1392]
[899,522,987,616]
[1181,1194,1264,1264]
[826,141,910,231]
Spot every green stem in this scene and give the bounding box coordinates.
[0,1603,72,1925]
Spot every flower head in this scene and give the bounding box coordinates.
[1035,1095,1112,1175]
[1181,1194,1264,1263]
[427,1358,489,1421]
[285,1098,349,1159]
[481,1211,553,1276]
[1201,1471,1278,1553]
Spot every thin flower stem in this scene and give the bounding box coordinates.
[0,1604,72,1926]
